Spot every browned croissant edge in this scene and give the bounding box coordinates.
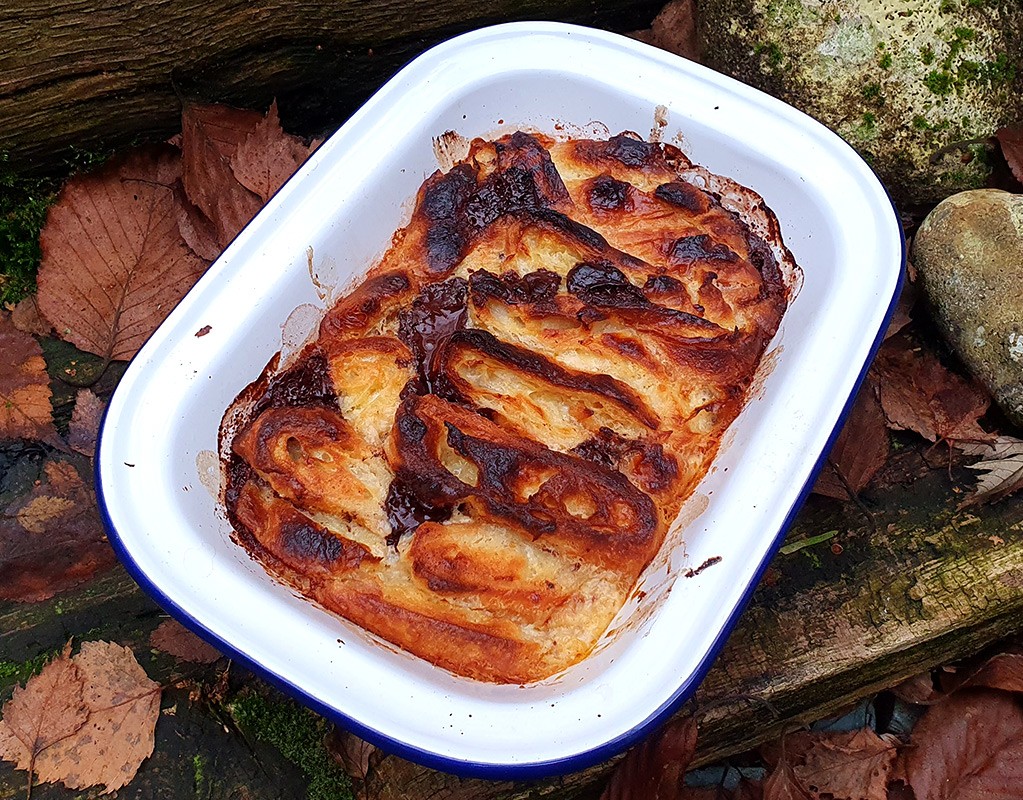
[219,130,799,684]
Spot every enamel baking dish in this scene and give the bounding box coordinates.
[98,22,903,777]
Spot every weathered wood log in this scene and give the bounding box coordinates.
[0,0,662,174]
[3,445,1022,799]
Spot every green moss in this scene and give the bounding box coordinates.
[925,69,955,94]
[192,754,207,796]
[912,114,931,130]
[940,0,957,11]
[879,51,893,69]
[861,82,883,102]
[920,44,935,65]
[230,691,353,800]
[0,650,56,689]
[753,41,786,69]
[862,112,877,127]
[0,156,55,307]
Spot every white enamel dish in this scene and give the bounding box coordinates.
[97,22,904,777]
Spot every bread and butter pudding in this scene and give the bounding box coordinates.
[220,130,795,683]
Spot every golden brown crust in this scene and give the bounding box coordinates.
[221,130,793,683]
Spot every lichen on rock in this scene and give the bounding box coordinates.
[699,0,1023,204]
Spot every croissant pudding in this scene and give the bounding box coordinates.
[220,130,796,683]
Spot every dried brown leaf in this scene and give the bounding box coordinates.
[601,716,698,800]
[956,435,1023,508]
[325,726,380,782]
[872,335,993,444]
[181,104,263,248]
[646,0,700,62]
[37,144,209,361]
[11,295,52,336]
[231,100,317,203]
[943,651,1023,695]
[149,619,221,664]
[68,389,106,457]
[0,460,116,602]
[903,689,1023,800]
[0,314,55,441]
[175,183,223,261]
[762,761,812,800]
[813,381,889,499]
[995,125,1023,185]
[891,670,944,705]
[792,729,898,800]
[42,642,159,793]
[0,643,89,783]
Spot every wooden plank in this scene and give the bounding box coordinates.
[2,448,1021,799]
[0,0,662,173]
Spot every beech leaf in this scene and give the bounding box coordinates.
[995,125,1023,185]
[956,435,1023,508]
[0,460,116,602]
[0,643,89,784]
[325,726,380,782]
[872,335,993,444]
[943,651,1023,694]
[36,144,209,361]
[903,689,1023,800]
[642,0,700,62]
[813,381,889,500]
[0,314,55,441]
[149,619,221,664]
[231,100,317,203]
[10,295,53,337]
[68,388,106,457]
[792,728,898,800]
[601,716,699,800]
[762,760,812,800]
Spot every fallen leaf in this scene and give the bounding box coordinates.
[36,144,209,361]
[181,103,263,248]
[891,670,944,705]
[792,729,898,800]
[762,760,812,800]
[176,185,223,261]
[0,643,89,788]
[941,651,1023,695]
[149,620,221,664]
[601,716,698,800]
[872,334,993,445]
[903,689,1023,800]
[995,125,1023,184]
[0,314,55,441]
[68,389,106,457]
[956,435,1023,508]
[231,100,317,203]
[11,295,52,336]
[813,381,889,499]
[645,0,700,61]
[883,275,917,340]
[325,726,379,782]
[0,459,116,602]
[23,641,161,794]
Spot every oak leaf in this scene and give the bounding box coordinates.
[872,334,993,445]
[0,314,55,441]
[36,144,209,361]
[813,381,889,500]
[0,643,89,790]
[995,125,1023,184]
[0,460,116,602]
[231,100,318,203]
[956,435,1023,508]
[903,689,1023,800]
[149,619,221,664]
[68,388,106,457]
[601,716,698,800]
[792,728,898,800]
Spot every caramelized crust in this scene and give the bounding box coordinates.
[221,130,795,683]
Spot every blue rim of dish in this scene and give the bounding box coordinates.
[94,24,908,781]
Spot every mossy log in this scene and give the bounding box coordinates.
[3,445,1022,799]
[0,0,662,174]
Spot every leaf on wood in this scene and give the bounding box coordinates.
[645,0,700,61]
[762,760,812,800]
[149,619,221,664]
[891,670,944,705]
[995,125,1023,185]
[231,100,318,203]
[943,651,1023,695]
[36,144,210,361]
[813,381,889,499]
[180,103,263,248]
[324,726,380,782]
[68,389,106,457]
[11,295,53,336]
[0,460,116,602]
[0,643,89,786]
[903,689,1023,800]
[792,729,898,800]
[601,716,699,800]
[955,435,1023,508]
[22,641,161,794]
[872,334,993,444]
[0,314,55,441]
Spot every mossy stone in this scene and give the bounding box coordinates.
[699,0,1023,204]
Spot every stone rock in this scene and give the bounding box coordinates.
[913,189,1023,428]
[698,0,1023,205]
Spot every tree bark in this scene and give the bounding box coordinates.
[0,0,662,173]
